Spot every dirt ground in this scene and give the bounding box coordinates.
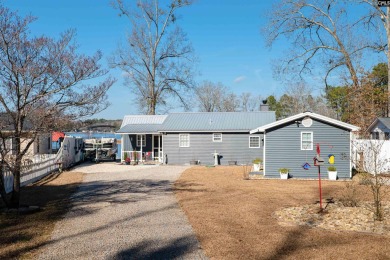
[0,171,84,259]
[175,166,390,260]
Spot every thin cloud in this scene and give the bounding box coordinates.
[234,76,246,83]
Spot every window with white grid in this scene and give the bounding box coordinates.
[249,136,260,148]
[301,132,313,150]
[179,134,190,147]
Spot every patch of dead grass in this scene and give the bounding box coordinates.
[175,166,390,260]
[0,171,84,259]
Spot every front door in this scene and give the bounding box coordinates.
[152,135,162,162]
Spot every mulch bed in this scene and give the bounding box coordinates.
[175,166,390,260]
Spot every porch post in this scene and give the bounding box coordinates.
[158,135,161,162]
[121,134,124,161]
[140,134,143,162]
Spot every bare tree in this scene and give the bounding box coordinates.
[239,92,261,112]
[110,0,196,115]
[0,6,114,208]
[195,81,241,112]
[281,82,336,118]
[196,81,226,112]
[353,138,390,221]
[264,0,374,89]
[359,1,390,115]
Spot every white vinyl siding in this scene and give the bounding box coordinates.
[301,132,313,150]
[179,134,190,147]
[213,133,222,142]
[136,134,146,147]
[249,136,260,148]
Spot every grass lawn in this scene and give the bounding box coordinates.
[0,171,84,259]
[175,166,390,260]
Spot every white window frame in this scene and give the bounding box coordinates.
[301,132,313,150]
[213,133,222,142]
[249,136,260,148]
[179,134,190,147]
[136,134,146,147]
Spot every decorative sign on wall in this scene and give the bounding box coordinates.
[302,162,311,170]
[328,154,335,164]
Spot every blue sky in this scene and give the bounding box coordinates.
[2,0,374,119]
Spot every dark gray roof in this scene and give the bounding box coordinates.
[159,112,276,132]
[378,117,390,129]
[117,124,162,134]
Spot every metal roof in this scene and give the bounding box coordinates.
[377,117,390,129]
[117,124,162,134]
[159,112,276,132]
[366,117,390,132]
[250,111,359,133]
[120,115,167,128]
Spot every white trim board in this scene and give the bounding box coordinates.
[250,112,359,134]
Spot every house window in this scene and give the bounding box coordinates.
[179,134,190,147]
[385,132,390,140]
[213,133,222,142]
[249,136,260,148]
[136,134,146,147]
[3,137,15,155]
[301,132,313,150]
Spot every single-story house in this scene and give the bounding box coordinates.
[250,112,359,179]
[117,111,276,165]
[366,117,390,140]
[118,111,359,179]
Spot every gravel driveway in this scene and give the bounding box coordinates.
[39,163,207,259]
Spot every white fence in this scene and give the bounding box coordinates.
[352,139,390,174]
[2,135,85,194]
[3,149,63,194]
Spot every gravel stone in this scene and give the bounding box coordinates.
[39,163,208,259]
[274,200,390,236]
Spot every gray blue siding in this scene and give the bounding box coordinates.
[122,134,153,152]
[163,132,263,165]
[264,119,351,179]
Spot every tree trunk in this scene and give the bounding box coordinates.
[387,7,390,117]
[9,141,22,208]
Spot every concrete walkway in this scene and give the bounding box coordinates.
[39,163,207,259]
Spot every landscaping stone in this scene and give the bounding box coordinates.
[274,200,390,235]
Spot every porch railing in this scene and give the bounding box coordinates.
[121,150,162,162]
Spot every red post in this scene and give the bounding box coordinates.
[318,165,322,211]
[316,143,323,211]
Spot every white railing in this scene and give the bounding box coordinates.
[121,150,160,162]
[3,146,63,194]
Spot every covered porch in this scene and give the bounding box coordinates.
[120,133,163,163]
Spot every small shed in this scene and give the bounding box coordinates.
[250,112,359,179]
[366,117,390,140]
